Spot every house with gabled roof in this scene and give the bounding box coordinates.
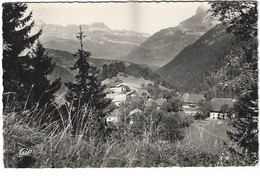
[209,98,235,120]
[181,93,205,116]
[108,83,129,94]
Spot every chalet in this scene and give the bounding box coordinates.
[108,83,129,94]
[182,93,205,116]
[209,98,235,120]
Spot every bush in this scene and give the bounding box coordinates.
[194,113,205,120]
[160,97,183,113]
[155,112,192,142]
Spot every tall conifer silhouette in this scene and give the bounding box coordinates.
[65,26,111,133]
[2,3,42,109]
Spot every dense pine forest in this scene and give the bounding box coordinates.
[2,2,258,168]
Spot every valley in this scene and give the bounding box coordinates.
[42,5,240,149]
[2,2,257,168]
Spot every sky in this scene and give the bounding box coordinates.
[27,2,209,35]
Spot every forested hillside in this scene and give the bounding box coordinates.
[157,24,235,93]
[46,48,170,88]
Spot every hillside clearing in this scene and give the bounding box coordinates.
[181,119,232,152]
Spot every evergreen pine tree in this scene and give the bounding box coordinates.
[210,1,258,164]
[65,26,111,134]
[2,3,42,108]
[26,41,62,109]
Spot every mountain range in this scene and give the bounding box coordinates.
[37,4,236,95]
[33,21,149,60]
[122,4,218,67]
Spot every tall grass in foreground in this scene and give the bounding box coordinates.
[3,103,252,167]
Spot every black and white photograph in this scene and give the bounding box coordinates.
[1,0,258,169]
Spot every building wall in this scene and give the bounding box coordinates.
[182,105,190,109]
[210,112,219,120]
[110,87,123,94]
[210,112,231,120]
[114,101,122,106]
[183,110,198,116]
[106,116,119,124]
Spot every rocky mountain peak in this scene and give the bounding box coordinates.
[196,4,210,15]
[89,22,110,31]
[178,4,213,29]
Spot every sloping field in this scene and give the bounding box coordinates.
[180,120,232,152]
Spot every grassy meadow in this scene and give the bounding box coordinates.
[3,105,246,168]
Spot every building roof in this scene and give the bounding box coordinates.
[129,109,142,116]
[182,93,205,104]
[210,98,235,112]
[146,98,166,107]
[116,83,128,88]
[126,90,137,95]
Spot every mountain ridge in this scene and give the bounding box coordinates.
[122,5,218,67]
[32,21,149,60]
